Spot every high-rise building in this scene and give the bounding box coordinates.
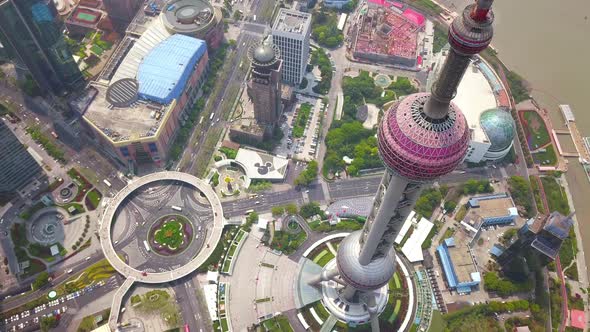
[0,0,83,95]
[0,121,43,202]
[102,0,142,30]
[271,9,311,85]
[247,40,283,130]
[498,212,574,267]
[308,0,496,328]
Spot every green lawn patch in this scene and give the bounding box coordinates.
[313,301,330,320]
[540,176,570,215]
[61,202,85,215]
[532,144,558,166]
[85,189,102,211]
[428,310,444,332]
[313,249,335,267]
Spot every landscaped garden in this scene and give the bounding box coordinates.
[293,103,312,138]
[59,259,116,294]
[148,215,193,255]
[540,175,570,215]
[520,110,550,150]
[268,216,308,255]
[131,290,181,328]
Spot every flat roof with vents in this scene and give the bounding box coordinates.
[272,8,311,35]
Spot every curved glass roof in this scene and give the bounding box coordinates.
[137,34,206,104]
[480,108,515,152]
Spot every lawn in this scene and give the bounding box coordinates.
[532,144,558,166]
[313,249,335,267]
[261,315,294,332]
[428,310,445,332]
[540,176,570,215]
[521,111,550,149]
[313,301,330,320]
[28,243,66,261]
[61,202,86,215]
[85,189,102,211]
[21,259,47,278]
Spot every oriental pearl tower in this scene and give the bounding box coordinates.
[308,0,496,329]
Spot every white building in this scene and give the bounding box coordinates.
[271,9,312,85]
[427,47,515,163]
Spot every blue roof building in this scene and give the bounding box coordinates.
[466,193,518,227]
[137,34,207,104]
[436,237,481,294]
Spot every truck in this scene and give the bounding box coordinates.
[143,240,150,252]
[103,179,112,187]
[171,205,182,212]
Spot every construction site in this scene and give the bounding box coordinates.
[349,0,427,68]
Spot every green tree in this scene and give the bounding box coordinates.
[271,206,285,216]
[285,204,298,215]
[300,202,322,219]
[32,271,49,290]
[295,161,319,186]
[40,316,58,331]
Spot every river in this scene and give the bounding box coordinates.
[437,0,590,281]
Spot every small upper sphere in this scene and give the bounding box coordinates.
[253,44,276,63]
[479,108,515,152]
[377,93,470,182]
[448,4,494,55]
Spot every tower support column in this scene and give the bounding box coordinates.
[358,172,408,265]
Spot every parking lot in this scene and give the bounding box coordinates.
[276,95,325,162]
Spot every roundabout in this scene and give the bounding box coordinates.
[99,171,224,284]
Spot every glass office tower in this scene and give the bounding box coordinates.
[0,0,82,95]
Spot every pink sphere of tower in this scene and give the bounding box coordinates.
[378,93,470,182]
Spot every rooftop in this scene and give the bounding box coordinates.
[83,18,207,142]
[438,230,480,288]
[353,6,421,60]
[161,0,217,34]
[272,9,312,35]
[234,148,288,181]
[467,193,515,219]
[401,217,433,262]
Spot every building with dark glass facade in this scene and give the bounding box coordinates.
[0,0,82,95]
[0,121,44,202]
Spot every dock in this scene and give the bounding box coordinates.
[559,105,590,162]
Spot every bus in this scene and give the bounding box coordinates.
[245,209,254,215]
[172,205,182,212]
[209,113,214,121]
[143,240,150,252]
[199,116,204,125]
[103,179,112,187]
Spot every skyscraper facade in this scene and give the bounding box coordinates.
[0,121,43,202]
[308,0,496,328]
[247,40,283,130]
[271,9,311,85]
[0,0,82,95]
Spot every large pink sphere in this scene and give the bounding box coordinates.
[378,93,470,182]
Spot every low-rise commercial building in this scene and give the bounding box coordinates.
[436,237,481,294]
[74,18,209,170]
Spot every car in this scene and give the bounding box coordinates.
[62,306,67,313]
[33,317,39,324]
[85,256,91,261]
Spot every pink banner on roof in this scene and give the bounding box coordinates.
[391,1,404,8]
[402,8,425,26]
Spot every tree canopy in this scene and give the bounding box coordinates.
[415,188,443,219]
[32,271,49,290]
[295,161,319,186]
[311,11,343,48]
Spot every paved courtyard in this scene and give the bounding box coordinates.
[227,230,298,331]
